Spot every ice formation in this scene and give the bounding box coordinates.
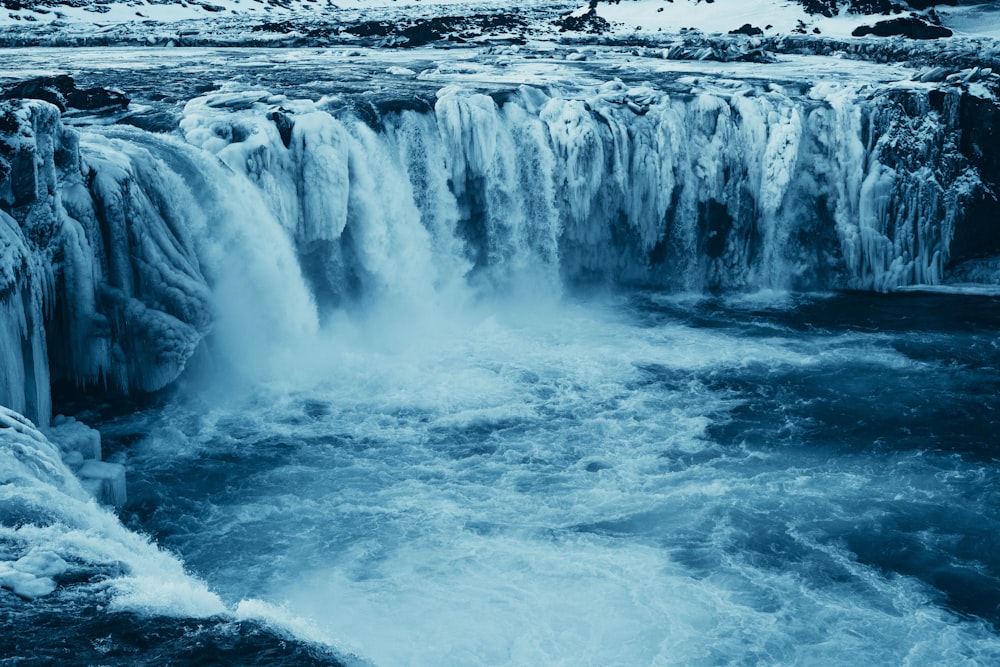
[0,405,223,609]
[0,71,996,421]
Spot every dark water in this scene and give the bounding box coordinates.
[1,591,343,667]
[7,289,1000,665]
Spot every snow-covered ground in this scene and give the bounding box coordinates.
[595,0,877,39]
[3,0,1000,47]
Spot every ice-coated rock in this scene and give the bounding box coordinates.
[2,405,123,507]
[1,99,213,421]
[77,460,127,508]
[0,405,86,498]
[44,414,101,461]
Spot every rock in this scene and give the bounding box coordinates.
[1,75,74,111]
[267,110,294,149]
[65,86,129,113]
[554,7,610,34]
[852,17,953,39]
[0,75,128,113]
[117,109,182,133]
[729,24,763,37]
[9,146,37,208]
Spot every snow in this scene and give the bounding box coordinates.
[0,0,571,31]
[2,0,999,46]
[594,0,870,39]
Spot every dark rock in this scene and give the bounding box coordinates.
[906,0,956,8]
[116,110,181,134]
[852,16,953,39]
[267,110,294,148]
[65,86,129,113]
[343,14,526,48]
[729,24,763,36]
[798,0,837,17]
[10,148,36,208]
[351,94,435,130]
[847,0,904,14]
[793,0,944,16]
[1,75,128,113]
[554,7,610,34]
[251,20,296,33]
[0,105,16,186]
[1,75,74,111]
[938,92,1000,262]
[401,20,447,46]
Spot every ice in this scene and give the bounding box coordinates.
[76,460,127,508]
[0,111,53,427]
[0,562,58,599]
[44,414,101,461]
[0,99,214,408]
[0,405,223,611]
[0,405,86,498]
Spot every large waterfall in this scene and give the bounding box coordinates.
[1,67,995,422]
[3,47,1000,666]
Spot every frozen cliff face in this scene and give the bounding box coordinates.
[0,99,214,424]
[0,101,60,426]
[179,75,989,294]
[1,62,998,416]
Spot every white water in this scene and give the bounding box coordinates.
[113,292,1000,666]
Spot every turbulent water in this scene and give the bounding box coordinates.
[11,288,1000,665]
[3,47,1000,665]
[7,289,998,666]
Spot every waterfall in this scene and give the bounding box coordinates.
[0,75,995,421]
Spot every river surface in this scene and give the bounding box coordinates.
[7,289,998,666]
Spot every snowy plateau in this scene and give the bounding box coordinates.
[3,1,1000,666]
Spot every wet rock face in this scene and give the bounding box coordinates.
[939,92,1000,263]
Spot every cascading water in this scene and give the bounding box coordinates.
[3,48,1000,665]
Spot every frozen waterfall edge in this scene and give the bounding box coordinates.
[1,75,1000,423]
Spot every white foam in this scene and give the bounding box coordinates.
[0,408,225,615]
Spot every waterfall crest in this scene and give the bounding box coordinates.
[0,75,996,420]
